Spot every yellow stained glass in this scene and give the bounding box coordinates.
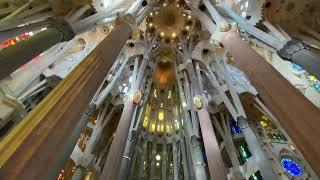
[158,110,164,121]
[260,121,268,127]
[151,123,156,132]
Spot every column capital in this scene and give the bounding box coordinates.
[50,18,76,41]
[210,22,238,44]
[115,14,137,33]
[193,95,207,110]
[277,39,306,60]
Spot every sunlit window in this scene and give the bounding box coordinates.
[154,89,157,98]
[158,110,164,120]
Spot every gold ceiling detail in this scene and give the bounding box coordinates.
[145,0,200,45]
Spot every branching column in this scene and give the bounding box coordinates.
[0,16,133,179]
[221,31,320,176]
[101,33,157,179]
[176,65,207,179]
[221,5,320,80]
[180,38,227,179]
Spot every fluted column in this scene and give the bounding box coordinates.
[221,31,320,176]
[0,17,133,179]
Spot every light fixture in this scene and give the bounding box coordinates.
[260,121,268,127]
[154,89,157,98]
[188,15,192,19]
[172,32,177,38]
[182,101,186,107]
[289,144,296,151]
[156,155,161,161]
[241,11,247,17]
[160,32,165,37]
[123,86,128,93]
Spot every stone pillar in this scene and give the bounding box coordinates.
[162,141,167,180]
[0,16,133,179]
[100,33,157,179]
[71,166,85,180]
[180,138,190,180]
[150,138,157,179]
[118,107,139,180]
[0,19,50,43]
[190,136,208,180]
[175,63,207,179]
[185,59,227,180]
[172,141,179,180]
[0,20,75,80]
[221,31,320,176]
[138,142,148,178]
[278,39,320,80]
[238,116,276,179]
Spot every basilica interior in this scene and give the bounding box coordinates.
[0,0,319,179]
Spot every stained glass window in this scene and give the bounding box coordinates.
[307,75,320,92]
[281,158,303,177]
[313,83,320,92]
[230,119,241,134]
[1,33,32,49]
[291,63,304,72]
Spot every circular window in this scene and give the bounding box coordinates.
[280,158,303,177]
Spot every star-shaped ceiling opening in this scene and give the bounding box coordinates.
[145,0,201,45]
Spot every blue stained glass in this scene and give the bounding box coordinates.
[314,83,320,92]
[230,119,241,134]
[281,158,303,177]
[291,63,304,72]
